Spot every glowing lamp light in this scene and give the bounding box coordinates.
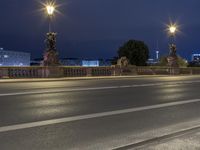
[169,26,177,34]
[46,5,55,15]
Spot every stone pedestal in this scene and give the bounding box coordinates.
[167,55,178,68]
[41,50,60,66]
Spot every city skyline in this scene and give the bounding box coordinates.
[0,0,200,60]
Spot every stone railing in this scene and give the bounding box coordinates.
[136,67,170,75]
[62,66,115,77]
[0,66,200,79]
[136,66,200,75]
[0,67,45,78]
[0,66,116,78]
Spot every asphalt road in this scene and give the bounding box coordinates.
[0,76,200,150]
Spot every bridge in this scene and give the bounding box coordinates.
[0,75,200,149]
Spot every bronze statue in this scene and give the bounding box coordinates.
[169,44,177,57]
[167,43,178,68]
[46,32,57,51]
[41,32,60,66]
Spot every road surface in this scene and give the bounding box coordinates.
[0,76,200,150]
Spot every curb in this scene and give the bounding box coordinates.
[113,125,200,150]
[0,75,169,83]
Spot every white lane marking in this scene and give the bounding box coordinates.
[0,98,200,133]
[0,80,200,97]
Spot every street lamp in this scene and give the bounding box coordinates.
[169,26,177,34]
[41,1,60,66]
[168,24,177,57]
[46,5,55,16]
[167,23,179,70]
[46,4,55,32]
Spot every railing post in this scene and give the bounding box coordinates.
[86,67,92,77]
[1,68,9,78]
[190,68,193,75]
[111,66,116,76]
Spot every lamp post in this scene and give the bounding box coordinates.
[46,4,55,32]
[167,24,179,74]
[41,1,60,66]
[168,25,177,57]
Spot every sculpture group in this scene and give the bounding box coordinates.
[41,32,60,66]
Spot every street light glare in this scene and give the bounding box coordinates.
[169,26,177,34]
[46,5,55,15]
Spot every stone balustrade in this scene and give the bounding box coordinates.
[0,66,117,78]
[0,66,200,79]
[137,67,200,75]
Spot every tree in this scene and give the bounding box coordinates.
[118,40,149,66]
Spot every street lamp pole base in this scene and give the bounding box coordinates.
[167,56,179,75]
[41,50,60,66]
[167,55,179,67]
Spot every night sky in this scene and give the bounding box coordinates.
[0,0,200,60]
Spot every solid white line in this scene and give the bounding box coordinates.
[0,80,200,97]
[0,98,200,133]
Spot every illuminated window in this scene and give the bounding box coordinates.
[4,55,9,58]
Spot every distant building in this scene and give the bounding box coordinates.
[31,57,112,67]
[60,58,82,66]
[0,48,30,66]
[30,58,43,66]
[82,60,99,67]
[192,54,200,62]
[189,54,200,67]
[147,58,158,65]
[100,59,112,66]
[60,58,112,67]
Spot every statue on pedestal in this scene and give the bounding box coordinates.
[167,25,179,68]
[167,44,179,67]
[117,57,129,67]
[41,32,60,66]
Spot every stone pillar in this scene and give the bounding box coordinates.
[0,68,9,78]
[86,68,92,77]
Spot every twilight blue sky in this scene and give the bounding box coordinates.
[0,0,200,60]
